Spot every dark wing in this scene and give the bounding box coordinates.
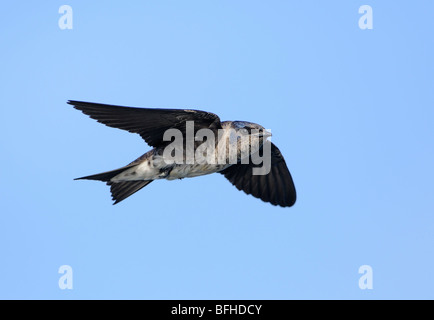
[68,100,222,148]
[220,141,296,207]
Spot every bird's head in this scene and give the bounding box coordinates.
[222,121,272,160]
[231,121,272,140]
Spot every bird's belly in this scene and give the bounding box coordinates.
[112,152,231,182]
[166,164,230,180]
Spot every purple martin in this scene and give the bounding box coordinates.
[69,100,296,207]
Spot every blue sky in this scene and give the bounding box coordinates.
[0,1,433,299]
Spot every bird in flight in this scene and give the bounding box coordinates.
[69,100,296,207]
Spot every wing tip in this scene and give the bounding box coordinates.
[67,100,81,106]
[67,100,88,111]
[279,197,296,208]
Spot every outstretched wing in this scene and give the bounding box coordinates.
[68,100,222,148]
[220,141,296,207]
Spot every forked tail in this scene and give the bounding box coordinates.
[75,165,153,204]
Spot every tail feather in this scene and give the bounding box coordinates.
[74,165,135,182]
[75,165,153,204]
[108,180,153,204]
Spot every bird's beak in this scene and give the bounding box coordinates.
[263,129,272,138]
[251,129,272,138]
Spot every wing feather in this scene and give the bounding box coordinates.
[68,100,222,148]
[220,141,296,207]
